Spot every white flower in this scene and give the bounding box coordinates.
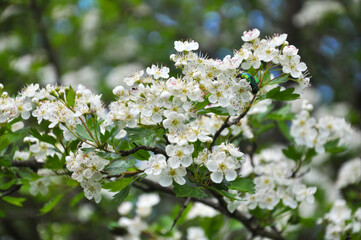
[174,40,199,52]
[162,112,185,132]
[29,178,51,196]
[206,152,239,183]
[166,144,194,168]
[146,65,169,79]
[187,227,208,240]
[144,154,167,176]
[241,29,260,42]
[159,166,187,187]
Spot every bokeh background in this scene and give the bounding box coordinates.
[1,0,361,239]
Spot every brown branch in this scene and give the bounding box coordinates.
[170,197,191,230]
[133,178,285,240]
[209,95,256,151]
[11,160,44,172]
[29,0,62,85]
[120,143,168,157]
[0,184,21,199]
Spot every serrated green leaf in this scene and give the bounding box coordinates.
[0,136,11,151]
[39,194,64,215]
[173,183,208,198]
[109,185,131,210]
[104,159,136,175]
[103,178,133,192]
[198,106,229,116]
[266,87,299,101]
[2,196,26,207]
[70,192,84,207]
[44,154,65,169]
[75,124,93,141]
[256,122,275,135]
[66,85,76,107]
[229,178,255,194]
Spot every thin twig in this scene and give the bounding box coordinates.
[170,197,191,231]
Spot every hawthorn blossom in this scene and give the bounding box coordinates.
[146,65,169,79]
[159,165,187,187]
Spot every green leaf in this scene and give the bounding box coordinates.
[304,148,317,164]
[324,139,347,154]
[2,196,26,207]
[0,136,11,152]
[256,122,275,135]
[109,185,131,210]
[66,85,76,107]
[39,194,64,215]
[70,192,84,207]
[210,187,239,201]
[264,74,289,85]
[195,93,211,110]
[0,156,11,166]
[282,145,303,161]
[277,120,293,142]
[173,183,208,198]
[29,128,56,145]
[198,106,229,116]
[131,149,150,160]
[102,178,133,192]
[266,87,299,101]
[104,159,136,175]
[0,180,16,190]
[44,155,65,169]
[75,124,93,141]
[267,104,295,120]
[0,209,5,217]
[229,178,255,194]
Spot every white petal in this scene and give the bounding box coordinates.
[211,171,223,183]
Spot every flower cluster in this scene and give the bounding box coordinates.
[318,199,361,240]
[291,100,354,153]
[226,147,317,213]
[65,145,109,203]
[336,157,361,189]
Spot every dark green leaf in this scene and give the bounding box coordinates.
[39,194,64,215]
[0,209,5,217]
[195,93,210,110]
[104,159,136,175]
[282,145,303,161]
[70,192,84,207]
[103,178,133,192]
[173,183,208,198]
[0,156,11,166]
[210,187,239,201]
[266,87,299,101]
[277,120,293,142]
[229,178,255,194]
[109,185,131,210]
[324,139,347,154]
[29,128,56,145]
[2,196,26,207]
